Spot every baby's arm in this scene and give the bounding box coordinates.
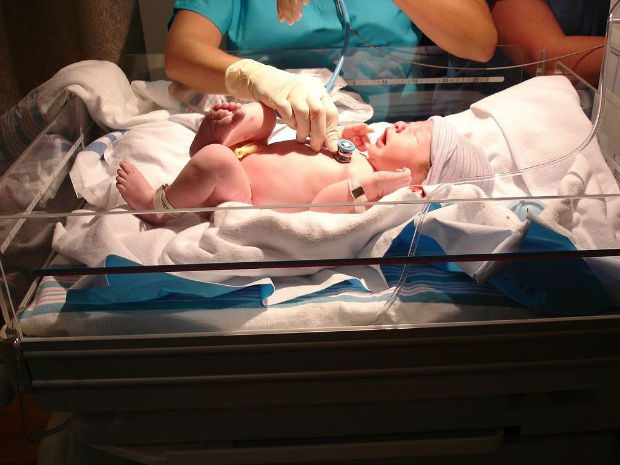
[310,169,411,213]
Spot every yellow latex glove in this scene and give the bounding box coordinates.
[225,59,339,153]
[277,0,310,25]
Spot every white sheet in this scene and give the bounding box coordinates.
[445,76,620,297]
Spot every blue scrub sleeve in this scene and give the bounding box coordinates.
[171,0,233,35]
[544,0,608,36]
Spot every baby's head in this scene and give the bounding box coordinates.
[367,117,493,190]
[367,120,433,184]
[426,116,493,190]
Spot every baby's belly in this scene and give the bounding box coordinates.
[241,144,372,208]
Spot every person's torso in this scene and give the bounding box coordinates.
[174,0,421,51]
[172,0,423,121]
[240,140,373,206]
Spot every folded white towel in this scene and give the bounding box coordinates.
[39,60,172,130]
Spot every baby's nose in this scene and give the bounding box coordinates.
[394,121,407,132]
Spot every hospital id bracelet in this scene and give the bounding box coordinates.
[347,177,368,214]
[154,184,175,212]
[334,139,355,163]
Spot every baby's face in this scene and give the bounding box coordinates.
[367,121,432,184]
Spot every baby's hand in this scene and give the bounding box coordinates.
[340,124,373,152]
[363,168,412,200]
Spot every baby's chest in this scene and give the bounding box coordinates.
[241,152,369,203]
[347,154,375,179]
[243,152,370,183]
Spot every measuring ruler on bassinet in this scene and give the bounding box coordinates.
[347,76,505,85]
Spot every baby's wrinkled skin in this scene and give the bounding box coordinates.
[116,102,432,224]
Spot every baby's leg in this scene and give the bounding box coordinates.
[116,146,252,225]
[190,102,277,156]
[166,144,252,209]
[190,103,245,156]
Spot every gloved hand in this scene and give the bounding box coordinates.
[225,59,339,153]
[277,0,310,25]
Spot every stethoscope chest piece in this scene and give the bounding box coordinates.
[334,139,355,163]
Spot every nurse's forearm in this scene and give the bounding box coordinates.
[164,10,239,94]
[501,34,604,86]
[392,0,497,62]
[545,36,603,87]
[165,45,239,94]
[492,0,604,86]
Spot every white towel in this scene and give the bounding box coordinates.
[52,189,426,304]
[450,77,620,301]
[37,60,172,130]
[0,60,169,163]
[468,75,601,196]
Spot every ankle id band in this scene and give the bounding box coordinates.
[154,184,174,212]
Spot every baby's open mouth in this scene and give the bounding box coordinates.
[379,128,388,145]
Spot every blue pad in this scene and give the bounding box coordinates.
[66,255,274,309]
[386,215,613,314]
[488,219,613,314]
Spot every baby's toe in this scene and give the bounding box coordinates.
[214,109,231,119]
[231,107,246,122]
[118,160,135,173]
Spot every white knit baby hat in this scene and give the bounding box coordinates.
[425,116,494,193]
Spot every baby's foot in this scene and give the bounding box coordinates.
[190,103,246,155]
[116,161,167,225]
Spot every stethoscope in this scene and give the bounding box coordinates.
[325,0,351,93]
[327,0,356,161]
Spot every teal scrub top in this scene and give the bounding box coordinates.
[171,0,422,51]
[170,0,424,121]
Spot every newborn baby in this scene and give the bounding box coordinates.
[116,102,492,224]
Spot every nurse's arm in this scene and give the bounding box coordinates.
[392,0,497,62]
[491,0,604,87]
[165,9,240,94]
